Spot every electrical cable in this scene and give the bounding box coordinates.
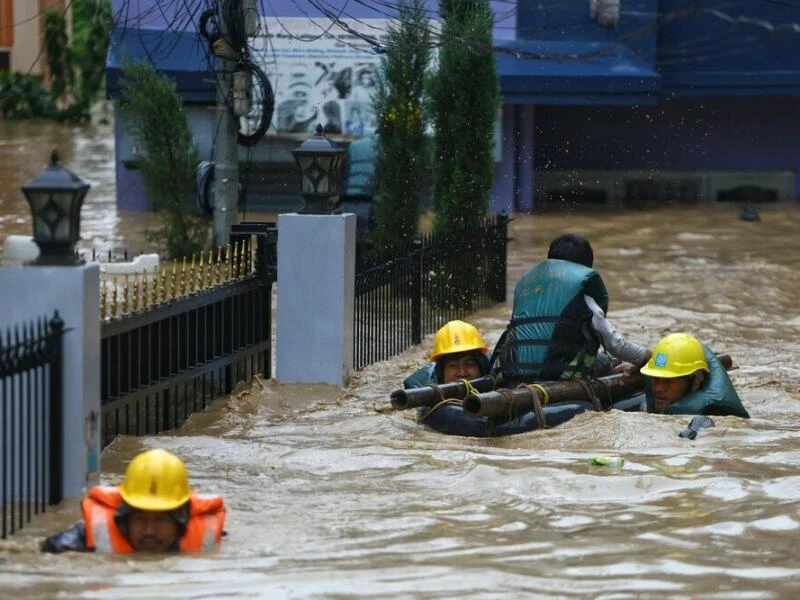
[235,58,274,146]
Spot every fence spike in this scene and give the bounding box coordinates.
[141,270,149,311]
[206,249,214,288]
[9,325,19,363]
[132,272,139,312]
[38,317,48,354]
[198,252,205,292]
[111,276,119,318]
[235,241,243,279]
[160,264,168,304]
[100,278,107,320]
[189,254,196,295]
[25,319,35,355]
[120,273,130,315]
[170,261,177,300]
[216,246,223,285]
[179,256,187,298]
[209,248,222,286]
[152,266,159,306]
[224,244,232,282]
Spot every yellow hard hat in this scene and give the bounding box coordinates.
[640,333,709,378]
[118,449,191,512]
[431,320,488,361]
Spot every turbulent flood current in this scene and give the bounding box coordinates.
[1,120,800,598]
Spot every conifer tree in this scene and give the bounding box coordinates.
[371,0,432,256]
[119,60,209,258]
[429,0,499,232]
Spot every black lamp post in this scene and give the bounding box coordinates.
[291,124,346,214]
[21,150,90,266]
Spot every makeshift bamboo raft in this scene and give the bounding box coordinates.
[389,355,733,437]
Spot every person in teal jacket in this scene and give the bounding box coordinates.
[403,320,490,389]
[493,233,650,385]
[640,332,749,418]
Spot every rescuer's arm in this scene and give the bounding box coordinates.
[584,295,650,369]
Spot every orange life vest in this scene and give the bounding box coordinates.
[82,485,226,554]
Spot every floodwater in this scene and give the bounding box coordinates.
[0,116,159,256]
[2,122,800,599]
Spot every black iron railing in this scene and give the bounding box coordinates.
[100,225,276,448]
[1,311,65,540]
[354,214,508,369]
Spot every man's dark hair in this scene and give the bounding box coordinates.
[547,234,594,268]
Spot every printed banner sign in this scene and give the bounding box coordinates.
[252,17,392,137]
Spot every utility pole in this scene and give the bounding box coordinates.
[213,0,241,247]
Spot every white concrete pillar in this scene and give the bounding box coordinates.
[276,213,356,386]
[0,263,101,498]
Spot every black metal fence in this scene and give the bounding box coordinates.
[100,224,276,448]
[354,214,509,369]
[1,312,65,540]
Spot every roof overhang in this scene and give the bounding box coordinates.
[495,40,662,106]
[105,27,216,104]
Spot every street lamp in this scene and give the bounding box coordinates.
[21,150,90,265]
[291,124,346,214]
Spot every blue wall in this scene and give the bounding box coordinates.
[518,0,659,65]
[657,0,800,94]
[516,0,800,95]
[533,96,800,197]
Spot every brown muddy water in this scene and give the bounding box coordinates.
[0,118,157,255]
[1,122,800,599]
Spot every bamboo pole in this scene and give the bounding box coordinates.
[390,376,497,410]
[463,355,733,418]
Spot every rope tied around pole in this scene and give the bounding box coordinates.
[523,383,551,406]
[596,377,613,409]
[460,378,480,400]
[575,378,603,412]
[417,384,462,423]
[497,388,516,422]
[524,385,548,429]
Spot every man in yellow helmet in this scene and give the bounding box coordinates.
[41,448,226,553]
[640,333,749,418]
[403,320,490,388]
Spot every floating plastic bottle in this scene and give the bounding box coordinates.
[588,456,624,468]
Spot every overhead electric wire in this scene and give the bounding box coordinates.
[306,0,800,67]
[759,0,800,8]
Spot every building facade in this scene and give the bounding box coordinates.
[107,0,800,213]
[1,0,68,74]
[498,0,800,212]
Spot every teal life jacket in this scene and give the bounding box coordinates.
[403,363,436,389]
[645,345,750,418]
[495,259,609,383]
